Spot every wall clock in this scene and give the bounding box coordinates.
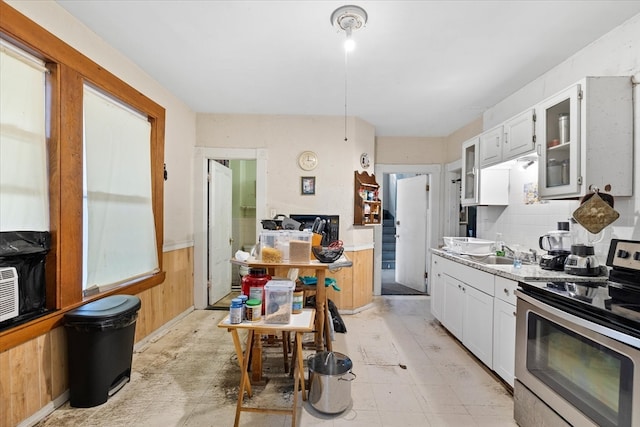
[360,152,370,169]
[298,151,318,171]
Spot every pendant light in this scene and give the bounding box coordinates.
[330,5,368,142]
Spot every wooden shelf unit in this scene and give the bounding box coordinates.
[354,171,381,225]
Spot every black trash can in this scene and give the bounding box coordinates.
[64,295,141,407]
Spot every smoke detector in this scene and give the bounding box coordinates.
[330,5,368,34]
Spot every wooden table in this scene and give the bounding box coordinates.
[232,256,352,354]
[218,309,315,427]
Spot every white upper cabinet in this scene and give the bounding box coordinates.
[480,111,535,168]
[537,77,632,198]
[503,109,536,160]
[462,136,509,206]
[479,125,504,167]
[461,137,480,205]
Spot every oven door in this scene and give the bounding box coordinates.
[516,290,640,427]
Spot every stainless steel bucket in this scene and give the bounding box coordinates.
[307,351,356,414]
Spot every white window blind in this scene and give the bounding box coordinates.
[82,85,159,291]
[0,41,48,232]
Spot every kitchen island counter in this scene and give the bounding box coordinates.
[430,248,608,283]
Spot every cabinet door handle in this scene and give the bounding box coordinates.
[495,136,500,147]
[504,132,508,144]
[504,288,509,295]
[513,311,517,316]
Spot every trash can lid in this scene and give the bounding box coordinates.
[65,295,141,324]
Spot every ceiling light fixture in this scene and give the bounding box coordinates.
[331,5,367,141]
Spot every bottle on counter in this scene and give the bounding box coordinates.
[229,298,243,324]
[238,294,248,321]
[241,267,271,314]
[292,283,304,314]
[246,299,262,322]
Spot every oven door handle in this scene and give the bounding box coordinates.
[516,289,640,349]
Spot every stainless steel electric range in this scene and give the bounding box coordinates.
[514,239,640,427]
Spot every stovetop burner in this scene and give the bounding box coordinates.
[519,239,640,340]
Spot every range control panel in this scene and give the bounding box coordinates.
[606,239,640,272]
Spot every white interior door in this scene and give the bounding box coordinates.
[208,160,233,305]
[395,174,428,292]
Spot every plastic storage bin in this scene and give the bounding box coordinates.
[264,279,295,324]
[288,230,312,262]
[64,295,141,407]
[260,231,288,263]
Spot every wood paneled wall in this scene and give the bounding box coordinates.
[275,248,373,312]
[0,247,193,427]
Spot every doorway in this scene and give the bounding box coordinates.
[381,173,428,295]
[373,164,442,297]
[193,148,268,310]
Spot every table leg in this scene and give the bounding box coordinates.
[230,329,252,397]
[235,330,254,427]
[295,331,306,401]
[316,269,331,351]
[251,330,264,384]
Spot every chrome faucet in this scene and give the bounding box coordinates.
[502,246,537,263]
[502,245,515,257]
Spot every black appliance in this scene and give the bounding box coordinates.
[539,251,570,271]
[288,214,339,246]
[538,223,572,271]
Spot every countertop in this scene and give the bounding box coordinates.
[430,248,609,283]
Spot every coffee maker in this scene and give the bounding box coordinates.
[563,218,602,276]
[539,222,572,270]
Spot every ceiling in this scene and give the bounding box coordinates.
[56,1,640,137]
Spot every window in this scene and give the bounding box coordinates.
[0,2,166,351]
[0,40,48,231]
[82,86,159,293]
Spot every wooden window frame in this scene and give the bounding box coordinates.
[0,3,166,352]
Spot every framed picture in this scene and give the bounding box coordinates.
[301,176,315,195]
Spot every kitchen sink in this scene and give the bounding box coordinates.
[469,255,532,265]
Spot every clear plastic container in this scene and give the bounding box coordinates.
[260,231,288,263]
[288,230,313,262]
[264,279,295,324]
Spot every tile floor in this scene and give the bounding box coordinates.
[35,296,517,427]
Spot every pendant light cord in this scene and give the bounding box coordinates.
[344,49,349,142]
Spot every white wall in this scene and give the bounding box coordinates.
[476,13,640,261]
[8,0,197,251]
[196,113,377,248]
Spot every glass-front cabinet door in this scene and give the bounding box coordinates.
[537,84,581,198]
[461,137,479,206]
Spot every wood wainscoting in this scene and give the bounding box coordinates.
[0,247,194,427]
[271,247,373,313]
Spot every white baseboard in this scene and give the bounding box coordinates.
[134,306,194,352]
[18,390,69,427]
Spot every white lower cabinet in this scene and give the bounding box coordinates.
[493,298,516,386]
[430,255,444,321]
[439,264,494,368]
[431,253,518,386]
[463,285,494,368]
[442,274,465,340]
